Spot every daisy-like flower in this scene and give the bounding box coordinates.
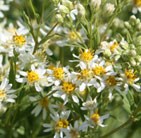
[97,40,121,59]
[104,75,122,100]
[90,58,115,92]
[0,78,16,103]
[16,65,46,92]
[30,94,57,120]
[47,64,69,86]
[121,69,140,92]
[76,67,94,92]
[43,110,70,138]
[52,71,79,104]
[81,96,97,111]
[80,111,109,132]
[72,49,96,68]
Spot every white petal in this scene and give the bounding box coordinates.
[79,83,86,91]
[72,95,79,103]
[35,83,42,92]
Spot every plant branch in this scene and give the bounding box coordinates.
[100,117,133,138]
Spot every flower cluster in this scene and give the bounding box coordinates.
[0,0,141,138]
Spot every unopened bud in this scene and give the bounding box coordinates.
[56,14,63,23]
[90,0,101,9]
[105,3,115,15]
[62,0,73,10]
[130,50,137,56]
[124,22,132,30]
[77,3,86,17]
[58,4,69,14]
[130,58,136,66]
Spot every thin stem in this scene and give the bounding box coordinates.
[38,22,58,46]
[100,117,133,138]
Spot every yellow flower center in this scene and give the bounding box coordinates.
[106,76,117,86]
[27,71,39,83]
[53,67,64,79]
[109,42,118,52]
[0,90,6,100]
[91,113,100,124]
[93,66,106,76]
[62,82,75,94]
[80,49,93,62]
[125,69,136,84]
[68,31,80,41]
[13,34,26,46]
[79,69,91,79]
[134,0,141,6]
[39,97,49,108]
[56,119,69,130]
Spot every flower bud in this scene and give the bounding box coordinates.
[130,58,136,66]
[136,55,141,62]
[62,0,73,10]
[105,3,115,15]
[130,50,137,56]
[124,22,132,30]
[77,3,86,17]
[56,14,64,23]
[90,0,101,9]
[58,4,69,14]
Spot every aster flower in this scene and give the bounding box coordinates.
[80,111,109,132]
[0,78,16,103]
[52,71,79,104]
[81,96,97,111]
[43,111,71,138]
[16,65,46,92]
[30,94,57,120]
[121,69,141,92]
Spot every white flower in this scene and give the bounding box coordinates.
[0,78,16,103]
[80,112,109,132]
[16,65,46,92]
[105,3,115,15]
[30,94,57,120]
[90,0,101,9]
[120,69,141,92]
[43,111,71,138]
[52,71,79,104]
[81,96,97,111]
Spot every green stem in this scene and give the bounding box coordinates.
[100,117,133,138]
[38,22,58,46]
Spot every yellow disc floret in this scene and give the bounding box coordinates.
[91,113,100,124]
[62,81,75,94]
[93,66,106,76]
[125,69,136,84]
[68,31,80,41]
[78,69,91,79]
[0,90,6,100]
[80,49,93,62]
[106,76,117,86]
[27,71,39,83]
[55,119,69,130]
[134,0,141,7]
[13,34,26,46]
[53,67,64,80]
[109,42,119,52]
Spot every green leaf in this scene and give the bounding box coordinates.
[122,94,132,114]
